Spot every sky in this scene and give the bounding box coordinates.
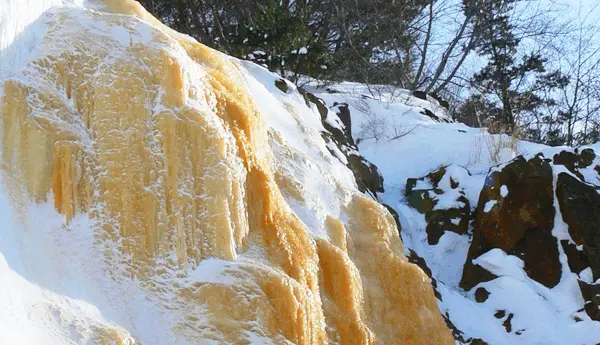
[562,0,600,25]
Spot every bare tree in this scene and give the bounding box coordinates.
[548,1,600,145]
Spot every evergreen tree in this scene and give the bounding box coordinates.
[137,0,427,86]
[467,0,568,133]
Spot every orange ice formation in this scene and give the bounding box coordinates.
[0,1,453,344]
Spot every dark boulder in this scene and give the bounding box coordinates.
[412,90,428,100]
[412,90,452,122]
[332,102,353,143]
[494,310,506,319]
[302,91,328,121]
[560,240,589,275]
[475,155,554,250]
[423,107,452,123]
[425,203,471,245]
[475,287,490,303]
[429,92,450,109]
[556,172,600,280]
[347,154,384,195]
[556,171,600,321]
[502,313,514,333]
[461,154,561,290]
[275,78,290,94]
[553,148,595,180]
[421,108,452,123]
[460,148,600,323]
[578,280,600,321]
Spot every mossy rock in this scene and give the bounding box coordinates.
[275,78,290,93]
[406,185,438,214]
[406,165,472,244]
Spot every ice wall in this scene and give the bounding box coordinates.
[0,0,454,344]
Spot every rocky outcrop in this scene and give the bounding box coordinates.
[406,165,472,245]
[579,280,600,321]
[459,149,600,322]
[412,90,450,110]
[275,78,292,94]
[556,172,600,280]
[553,148,596,180]
[460,154,560,291]
[556,171,600,321]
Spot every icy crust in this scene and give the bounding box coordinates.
[0,1,453,344]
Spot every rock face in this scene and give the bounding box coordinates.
[461,154,561,290]
[406,165,471,245]
[579,280,600,321]
[556,171,600,321]
[459,149,600,322]
[556,172,600,280]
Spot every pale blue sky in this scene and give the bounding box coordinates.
[559,0,599,25]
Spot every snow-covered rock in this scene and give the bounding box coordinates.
[308,81,600,344]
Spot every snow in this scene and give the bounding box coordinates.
[433,189,466,210]
[466,246,597,344]
[0,176,163,344]
[1,0,600,344]
[414,178,434,190]
[579,268,593,283]
[324,107,346,132]
[326,140,349,164]
[308,80,600,344]
[473,249,526,279]
[483,200,498,213]
[0,0,58,77]
[307,82,546,203]
[240,61,357,241]
[430,172,468,211]
[0,2,359,344]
